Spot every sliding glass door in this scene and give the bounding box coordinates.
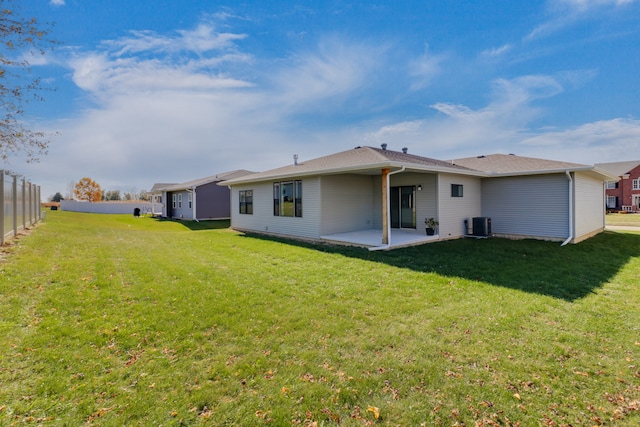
[390,186,416,229]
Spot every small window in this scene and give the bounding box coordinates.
[451,184,463,197]
[633,179,640,190]
[172,194,177,208]
[239,190,253,214]
[188,193,193,209]
[606,196,617,209]
[178,193,182,208]
[605,181,618,189]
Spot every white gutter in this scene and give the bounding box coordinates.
[370,166,406,251]
[561,170,573,246]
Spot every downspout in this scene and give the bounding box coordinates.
[187,187,198,222]
[561,170,573,246]
[370,166,406,251]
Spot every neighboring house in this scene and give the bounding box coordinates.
[220,145,617,250]
[595,160,640,213]
[150,170,253,220]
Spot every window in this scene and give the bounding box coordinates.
[606,196,617,209]
[451,184,463,197]
[605,181,618,189]
[273,180,302,217]
[188,192,193,209]
[172,194,177,208]
[239,190,253,214]
[634,179,640,190]
[178,193,182,208]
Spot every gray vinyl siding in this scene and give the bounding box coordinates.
[194,182,231,219]
[574,173,605,239]
[168,190,192,219]
[438,174,482,238]
[319,174,375,235]
[481,174,569,239]
[230,177,321,239]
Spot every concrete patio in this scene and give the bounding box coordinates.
[320,228,439,251]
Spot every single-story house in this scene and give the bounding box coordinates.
[220,145,618,250]
[595,160,640,212]
[149,170,253,220]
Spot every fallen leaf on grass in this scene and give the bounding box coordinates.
[513,393,521,400]
[367,406,380,419]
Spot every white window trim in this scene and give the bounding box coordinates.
[188,192,193,209]
[172,194,177,208]
[178,193,182,208]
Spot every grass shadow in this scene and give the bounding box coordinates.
[239,230,640,301]
[152,218,230,231]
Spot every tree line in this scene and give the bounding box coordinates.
[50,177,150,202]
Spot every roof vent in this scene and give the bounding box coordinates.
[381,143,387,150]
[354,146,361,149]
[402,147,408,154]
[477,155,486,159]
[293,154,298,165]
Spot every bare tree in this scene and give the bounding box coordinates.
[0,0,58,162]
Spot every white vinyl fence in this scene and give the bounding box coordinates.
[61,200,154,215]
[1,171,42,245]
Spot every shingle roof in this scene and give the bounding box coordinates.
[149,183,176,192]
[222,146,478,185]
[594,160,640,177]
[451,154,591,174]
[150,170,254,192]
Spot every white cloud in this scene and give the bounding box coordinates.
[408,47,444,90]
[490,75,564,106]
[362,70,640,165]
[526,0,637,40]
[103,26,246,57]
[271,37,384,108]
[554,0,635,12]
[518,119,640,163]
[480,44,512,58]
[49,0,65,6]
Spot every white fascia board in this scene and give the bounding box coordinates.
[485,166,608,179]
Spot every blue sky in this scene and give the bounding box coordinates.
[15,0,640,198]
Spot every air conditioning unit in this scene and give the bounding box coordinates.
[472,217,491,237]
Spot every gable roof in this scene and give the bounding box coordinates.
[151,170,254,193]
[149,183,176,192]
[594,160,640,177]
[222,147,618,186]
[451,154,590,175]
[452,154,618,181]
[222,146,481,185]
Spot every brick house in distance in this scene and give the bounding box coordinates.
[596,160,640,212]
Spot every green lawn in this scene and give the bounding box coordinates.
[607,212,640,227]
[1,211,639,426]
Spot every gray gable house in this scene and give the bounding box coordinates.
[220,146,617,250]
[150,170,253,220]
